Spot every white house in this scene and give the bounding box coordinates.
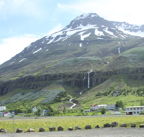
[125,106,144,115]
[107,104,116,110]
[32,107,38,113]
[91,104,116,111]
[0,106,6,111]
[91,104,107,111]
[41,109,50,116]
[3,112,11,117]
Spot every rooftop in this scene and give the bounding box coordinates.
[126,106,144,108]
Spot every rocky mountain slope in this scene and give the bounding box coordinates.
[1,13,144,81]
[0,13,144,108]
[113,21,144,37]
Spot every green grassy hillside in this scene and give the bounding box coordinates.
[1,14,144,115]
[1,37,144,81]
[1,75,143,113]
[78,76,144,108]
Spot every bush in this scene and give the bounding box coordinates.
[100,108,106,115]
[115,100,124,110]
[140,111,144,115]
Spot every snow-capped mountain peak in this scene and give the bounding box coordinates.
[74,13,99,21]
[17,13,144,62]
[65,13,106,30]
[2,12,144,71]
[42,13,133,46]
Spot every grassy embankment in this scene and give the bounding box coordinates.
[0,116,144,132]
[79,77,144,108]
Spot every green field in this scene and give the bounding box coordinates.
[0,116,144,132]
[78,77,144,108]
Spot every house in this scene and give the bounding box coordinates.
[41,109,50,116]
[3,112,12,117]
[0,112,4,117]
[91,104,116,111]
[32,107,38,113]
[91,104,107,111]
[125,106,144,115]
[107,104,116,110]
[0,106,6,111]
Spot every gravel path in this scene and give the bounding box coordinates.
[0,128,144,137]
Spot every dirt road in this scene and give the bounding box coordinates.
[0,128,144,137]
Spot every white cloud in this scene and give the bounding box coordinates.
[58,0,144,24]
[0,0,42,18]
[0,0,5,7]
[0,35,40,64]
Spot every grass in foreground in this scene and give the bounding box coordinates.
[0,115,144,132]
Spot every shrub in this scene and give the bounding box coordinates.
[100,108,106,115]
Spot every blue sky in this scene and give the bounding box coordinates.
[0,0,144,64]
[0,0,78,39]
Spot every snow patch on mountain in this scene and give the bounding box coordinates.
[79,32,91,41]
[33,48,42,54]
[45,24,96,44]
[42,14,141,46]
[97,37,104,39]
[19,58,27,63]
[79,43,82,47]
[104,27,116,37]
[95,28,104,36]
[114,22,144,37]
[47,37,54,44]
[114,22,141,31]
[66,29,79,36]
[10,61,15,65]
[44,22,129,44]
[117,27,144,37]
[78,24,97,30]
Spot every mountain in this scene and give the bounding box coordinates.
[113,21,144,37]
[0,13,144,110]
[0,13,142,81]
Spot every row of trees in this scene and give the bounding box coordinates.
[96,87,144,97]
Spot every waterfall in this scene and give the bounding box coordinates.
[88,72,90,89]
[87,69,93,89]
[80,73,86,95]
[118,47,121,54]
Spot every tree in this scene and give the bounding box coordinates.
[26,108,32,113]
[140,111,144,115]
[140,100,144,106]
[101,108,106,115]
[14,109,23,114]
[35,108,41,116]
[115,101,124,109]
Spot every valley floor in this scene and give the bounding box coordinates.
[1,128,144,137]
